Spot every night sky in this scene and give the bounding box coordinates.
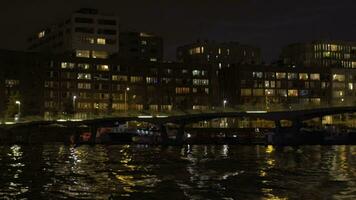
[0,0,355,62]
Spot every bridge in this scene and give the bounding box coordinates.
[3,106,356,144]
[77,106,356,144]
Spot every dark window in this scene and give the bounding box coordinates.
[75,27,94,33]
[97,29,117,35]
[75,17,94,23]
[98,19,117,25]
[106,39,116,45]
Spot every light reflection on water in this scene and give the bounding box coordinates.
[0,145,355,199]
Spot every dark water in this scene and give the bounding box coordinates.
[0,145,355,199]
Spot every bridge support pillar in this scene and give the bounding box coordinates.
[89,124,98,144]
[273,120,282,145]
[176,123,186,145]
[160,124,169,144]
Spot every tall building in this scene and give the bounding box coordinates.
[177,40,261,67]
[27,8,119,59]
[281,41,356,68]
[119,31,163,62]
[177,40,261,106]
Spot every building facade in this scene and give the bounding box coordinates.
[0,50,213,119]
[219,64,356,110]
[119,31,163,62]
[44,58,213,119]
[177,40,261,67]
[281,41,356,68]
[27,8,119,59]
[0,50,47,118]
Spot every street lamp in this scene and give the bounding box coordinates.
[265,91,271,110]
[72,96,77,113]
[223,99,227,109]
[125,87,130,112]
[15,100,21,117]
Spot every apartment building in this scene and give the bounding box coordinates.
[281,41,356,68]
[27,8,119,59]
[177,40,261,67]
[219,64,356,109]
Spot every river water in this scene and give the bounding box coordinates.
[0,145,355,199]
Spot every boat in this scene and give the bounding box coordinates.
[96,123,138,144]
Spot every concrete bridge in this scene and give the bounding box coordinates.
[3,106,356,144]
[77,106,356,144]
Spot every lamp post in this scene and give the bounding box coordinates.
[15,101,21,119]
[265,91,271,110]
[124,87,130,112]
[72,96,77,115]
[223,99,227,109]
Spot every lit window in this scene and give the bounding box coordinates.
[175,87,190,94]
[287,73,297,80]
[193,79,209,86]
[288,90,298,97]
[332,74,345,81]
[112,75,127,81]
[76,63,90,70]
[227,49,230,55]
[97,38,106,45]
[240,89,252,96]
[97,65,109,71]
[311,98,321,105]
[330,44,338,51]
[130,76,143,83]
[299,73,309,80]
[77,83,91,89]
[276,72,286,79]
[253,72,263,78]
[141,40,147,45]
[150,58,157,62]
[77,73,91,80]
[5,79,19,88]
[92,51,108,59]
[192,70,201,76]
[310,73,320,80]
[38,31,45,38]
[349,83,354,90]
[61,62,75,69]
[218,48,221,55]
[189,47,203,55]
[264,81,269,88]
[146,77,158,84]
[323,51,331,58]
[76,50,90,58]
